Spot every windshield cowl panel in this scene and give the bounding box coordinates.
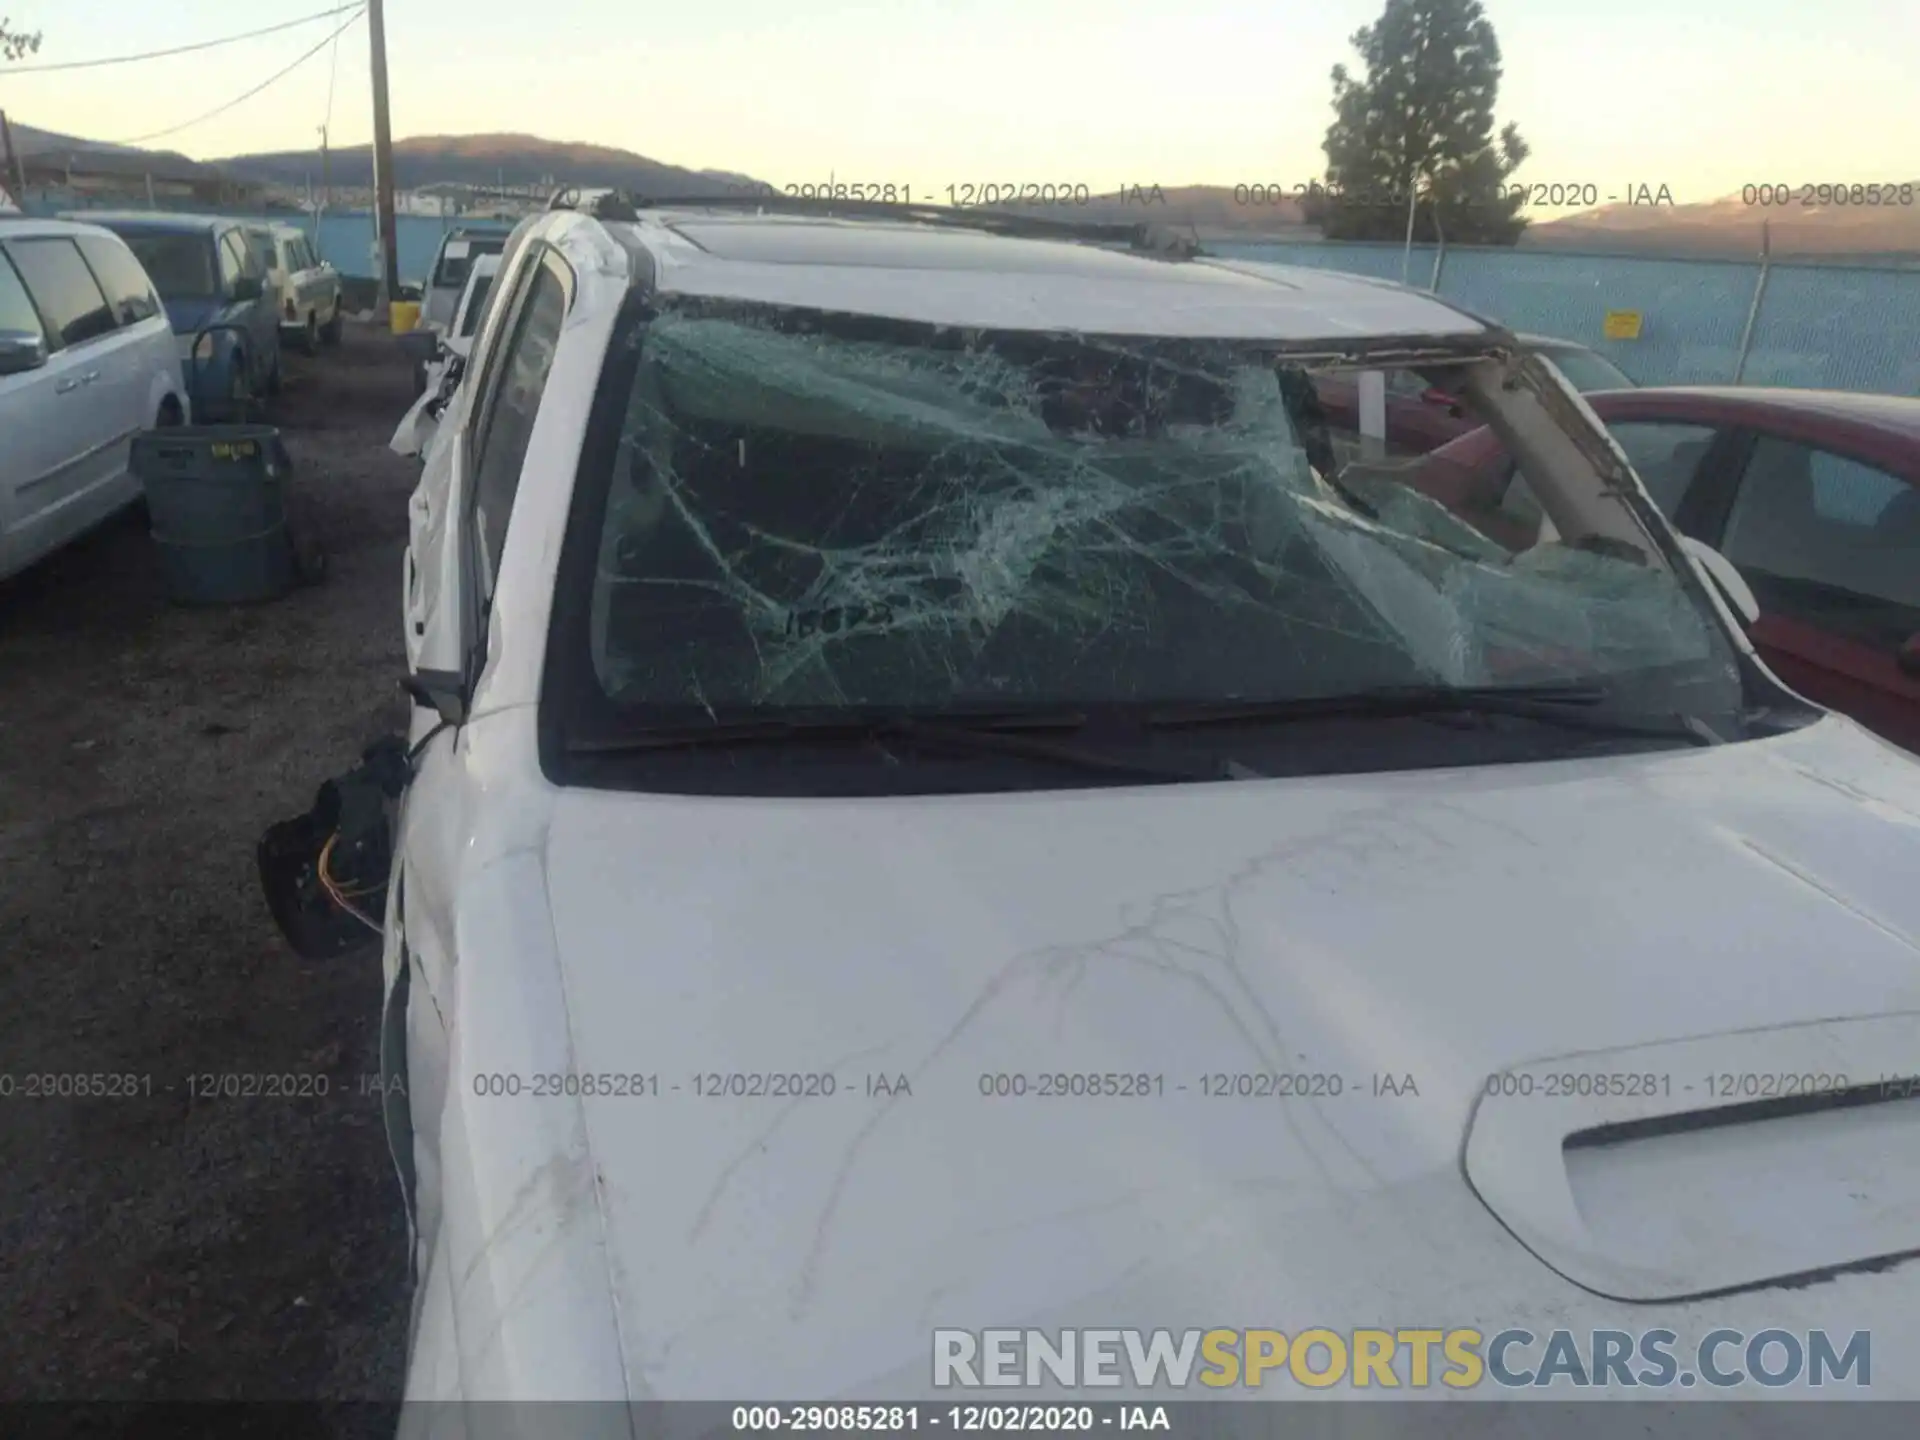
[547,301,1749,790]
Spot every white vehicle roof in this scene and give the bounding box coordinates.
[0,215,124,241]
[594,208,1494,342]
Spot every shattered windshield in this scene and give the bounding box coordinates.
[566,303,1741,734]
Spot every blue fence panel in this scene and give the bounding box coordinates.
[1436,249,1758,386]
[1743,265,1920,397]
[23,189,1920,395]
[310,212,481,283]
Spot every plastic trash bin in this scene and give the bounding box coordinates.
[389,300,421,335]
[130,425,301,605]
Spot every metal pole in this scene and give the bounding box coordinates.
[367,0,401,309]
[146,172,156,207]
[1732,219,1771,385]
[0,110,28,204]
[1401,178,1419,285]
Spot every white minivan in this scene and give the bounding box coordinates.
[0,216,189,583]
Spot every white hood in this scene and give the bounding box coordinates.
[435,717,1920,1402]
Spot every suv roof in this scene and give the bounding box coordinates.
[587,204,1497,343]
[0,215,119,239]
[62,211,229,234]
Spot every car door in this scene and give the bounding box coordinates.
[286,234,328,320]
[1692,432,1920,752]
[218,228,274,382]
[304,235,341,319]
[241,231,280,370]
[387,245,573,1266]
[1,234,131,541]
[75,231,168,436]
[401,240,559,677]
[0,244,67,579]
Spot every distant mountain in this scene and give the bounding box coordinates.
[211,132,762,198]
[1525,186,1920,259]
[7,121,214,181]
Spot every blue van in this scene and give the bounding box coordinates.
[69,212,282,417]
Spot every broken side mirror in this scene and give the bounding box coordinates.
[1898,633,1920,679]
[403,670,468,726]
[1680,536,1761,628]
[257,737,412,959]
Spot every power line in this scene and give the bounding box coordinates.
[112,9,366,147]
[8,5,362,74]
[324,2,346,132]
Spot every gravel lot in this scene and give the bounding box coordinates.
[0,323,417,1408]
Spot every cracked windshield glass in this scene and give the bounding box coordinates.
[580,307,1740,729]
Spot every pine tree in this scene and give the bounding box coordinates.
[1313,0,1531,245]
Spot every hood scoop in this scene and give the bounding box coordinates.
[1465,1012,1920,1301]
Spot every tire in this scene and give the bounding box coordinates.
[299,313,320,356]
[320,305,344,346]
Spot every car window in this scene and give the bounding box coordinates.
[75,234,163,327]
[1719,436,1920,648]
[7,236,118,347]
[217,233,246,289]
[122,232,218,299]
[471,263,567,590]
[246,232,275,273]
[1608,421,1718,516]
[434,235,505,290]
[1541,347,1635,392]
[458,271,495,337]
[0,249,48,340]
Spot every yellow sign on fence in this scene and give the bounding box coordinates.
[1603,309,1643,340]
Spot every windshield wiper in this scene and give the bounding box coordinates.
[567,710,1235,781]
[1145,682,1725,746]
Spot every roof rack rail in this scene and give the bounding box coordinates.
[547,187,1202,258]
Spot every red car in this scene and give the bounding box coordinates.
[1313,334,1638,454]
[1409,386,1920,753]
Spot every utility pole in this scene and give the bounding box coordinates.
[318,124,332,216]
[367,0,401,309]
[0,110,27,206]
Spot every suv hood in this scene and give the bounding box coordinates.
[469,718,1920,1398]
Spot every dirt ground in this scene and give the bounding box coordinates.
[0,323,419,1410]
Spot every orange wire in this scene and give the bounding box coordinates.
[317,832,384,932]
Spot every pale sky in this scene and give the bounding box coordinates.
[3,0,1916,209]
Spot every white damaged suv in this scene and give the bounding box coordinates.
[263,193,1920,1417]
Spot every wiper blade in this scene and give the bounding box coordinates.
[1146,682,1724,746]
[567,708,1092,752]
[568,710,1233,781]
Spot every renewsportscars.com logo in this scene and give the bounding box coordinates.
[932,1328,1872,1390]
